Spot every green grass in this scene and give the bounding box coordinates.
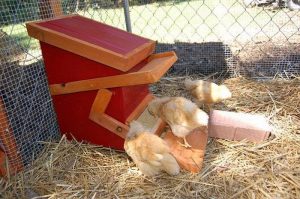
[2,23,40,50]
[2,0,299,51]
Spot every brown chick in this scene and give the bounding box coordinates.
[124,121,180,176]
[147,97,208,148]
[184,79,232,110]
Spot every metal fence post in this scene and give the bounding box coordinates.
[123,0,132,33]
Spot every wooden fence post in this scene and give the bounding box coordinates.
[38,0,63,19]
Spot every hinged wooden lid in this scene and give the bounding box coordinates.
[26,14,156,72]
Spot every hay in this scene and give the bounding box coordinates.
[1,76,300,198]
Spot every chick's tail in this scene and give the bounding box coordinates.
[127,121,145,139]
[161,153,180,175]
[194,109,209,126]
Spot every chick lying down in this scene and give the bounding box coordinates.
[124,121,180,176]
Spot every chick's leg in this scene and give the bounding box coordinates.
[177,136,192,148]
[205,103,212,113]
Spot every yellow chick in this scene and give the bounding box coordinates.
[124,121,180,176]
[148,97,208,148]
[184,79,232,109]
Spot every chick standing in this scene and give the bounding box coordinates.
[148,97,209,148]
[184,79,232,110]
[124,121,180,176]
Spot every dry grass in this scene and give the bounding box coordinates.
[1,76,300,199]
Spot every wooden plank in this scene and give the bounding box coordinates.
[125,41,156,67]
[38,0,63,19]
[99,114,129,139]
[89,114,129,139]
[0,97,23,175]
[90,89,112,115]
[89,89,129,139]
[125,94,154,125]
[49,0,63,17]
[147,51,174,62]
[50,51,178,95]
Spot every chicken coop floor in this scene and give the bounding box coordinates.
[1,76,300,198]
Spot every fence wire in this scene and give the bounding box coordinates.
[125,0,300,78]
[1,0,300,171]
[0,0,61,171]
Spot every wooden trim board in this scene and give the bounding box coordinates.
[89,89,129,139]
[90,113,129,139]
[90,89,113,115]
[89,90,164,139]
[49,0,63,17]
[50,51,177,95]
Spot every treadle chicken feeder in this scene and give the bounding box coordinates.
[26,15,177,150]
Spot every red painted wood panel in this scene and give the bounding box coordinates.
[37,15,149,55]
[41,42,149,149]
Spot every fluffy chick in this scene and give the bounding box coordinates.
[148,97,208,148]
[184,79,232,110]
[124,121,180,176]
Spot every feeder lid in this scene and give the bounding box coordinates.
[26,14,156,72]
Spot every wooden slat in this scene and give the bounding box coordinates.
[38,0,63,19]
[125,41,156,67]
[89,114,129,139]
[89,89,129,139]
[125,94,154,125]
[50,51,178,95]
[49,0,63,17]
[0,97,23,175]
[90,89,112,115]
[147,51,174,62]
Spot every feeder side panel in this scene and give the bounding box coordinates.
[40,42,149,122]
[40,42,150,149]
[40,42,123,83]
[52,91,125,149]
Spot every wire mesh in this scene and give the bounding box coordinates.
[126,0,300,79]
[1,0,300,172]
[0,0,61,171]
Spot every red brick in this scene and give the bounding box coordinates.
[208,110,271,143]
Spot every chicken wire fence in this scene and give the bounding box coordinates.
[126,0,300,78]
[0,0,300,171]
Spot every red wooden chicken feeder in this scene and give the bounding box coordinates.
[26,14,177,150]
[26,15,207,173]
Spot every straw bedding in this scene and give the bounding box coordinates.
[1,76,300,199]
